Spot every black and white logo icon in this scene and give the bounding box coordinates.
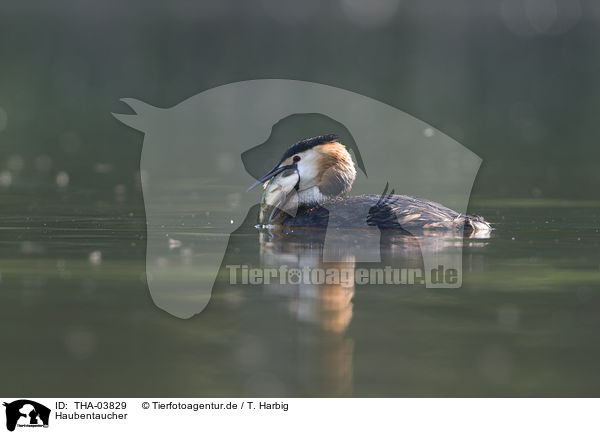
[3,400,50,432]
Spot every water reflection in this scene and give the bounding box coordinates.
[3,197,600,396]
[260,232,355,334]
[252,224,490,395]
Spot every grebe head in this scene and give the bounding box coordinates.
[249,134,356,206]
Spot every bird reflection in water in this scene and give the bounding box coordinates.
[259,230,356,395]
[257,219,488,396]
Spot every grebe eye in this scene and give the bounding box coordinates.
[293,155,301,163]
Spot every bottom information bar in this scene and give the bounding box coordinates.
[1,398,598,433]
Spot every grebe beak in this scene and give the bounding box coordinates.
[247,162,297,192]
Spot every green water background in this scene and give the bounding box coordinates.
[1,0,599,396]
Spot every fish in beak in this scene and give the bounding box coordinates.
[257,164,300,225]
[247,162,298,192]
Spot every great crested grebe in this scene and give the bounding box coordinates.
[249,134,491,235]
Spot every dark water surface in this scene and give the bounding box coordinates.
[1,189,599,397]
[2,0,600,399]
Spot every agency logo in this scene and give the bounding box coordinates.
[3,400,50,432]
[113,79,485,319]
